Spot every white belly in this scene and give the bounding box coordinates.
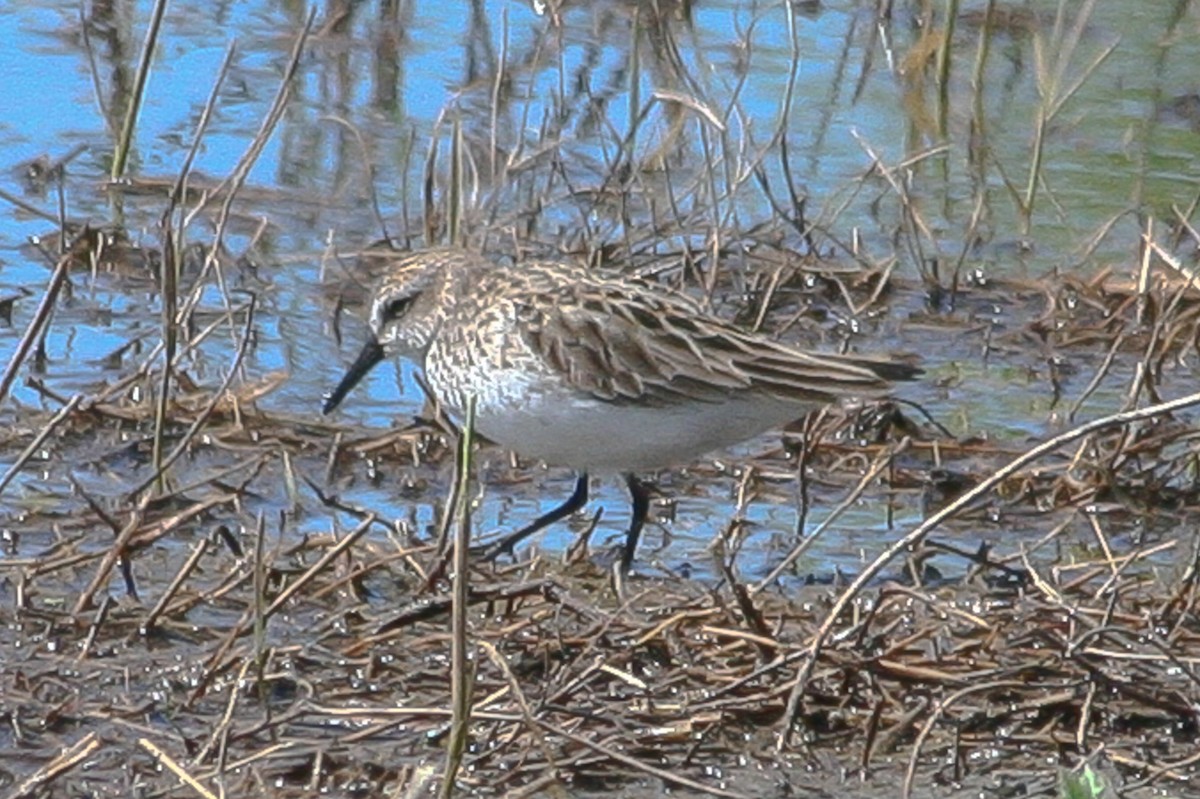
[423,340,816,472]
[456,376,806,470]
[475,386,808,471]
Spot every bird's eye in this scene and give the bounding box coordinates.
[383,296,412,320]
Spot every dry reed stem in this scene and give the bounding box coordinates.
[4,5,1200,796]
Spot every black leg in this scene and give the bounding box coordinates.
[478,473,589,561]
[620,474,651,575]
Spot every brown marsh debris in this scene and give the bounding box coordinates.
[4,254,1200,795]
[4,2,1200,796]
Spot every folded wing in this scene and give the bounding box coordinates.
[519,276,918,407]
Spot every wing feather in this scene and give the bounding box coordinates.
[518,270,917,407]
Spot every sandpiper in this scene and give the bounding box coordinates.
[324,248,918,572]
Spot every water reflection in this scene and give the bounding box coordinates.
[0,0,1197,578]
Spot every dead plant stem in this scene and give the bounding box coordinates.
[780,387,1200,750]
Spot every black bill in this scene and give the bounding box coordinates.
[323,338,386,414]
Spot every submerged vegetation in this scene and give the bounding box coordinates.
[1,0,1199,796]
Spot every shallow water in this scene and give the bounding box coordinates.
[3,4,1200,798]
[0,0,1198,579]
